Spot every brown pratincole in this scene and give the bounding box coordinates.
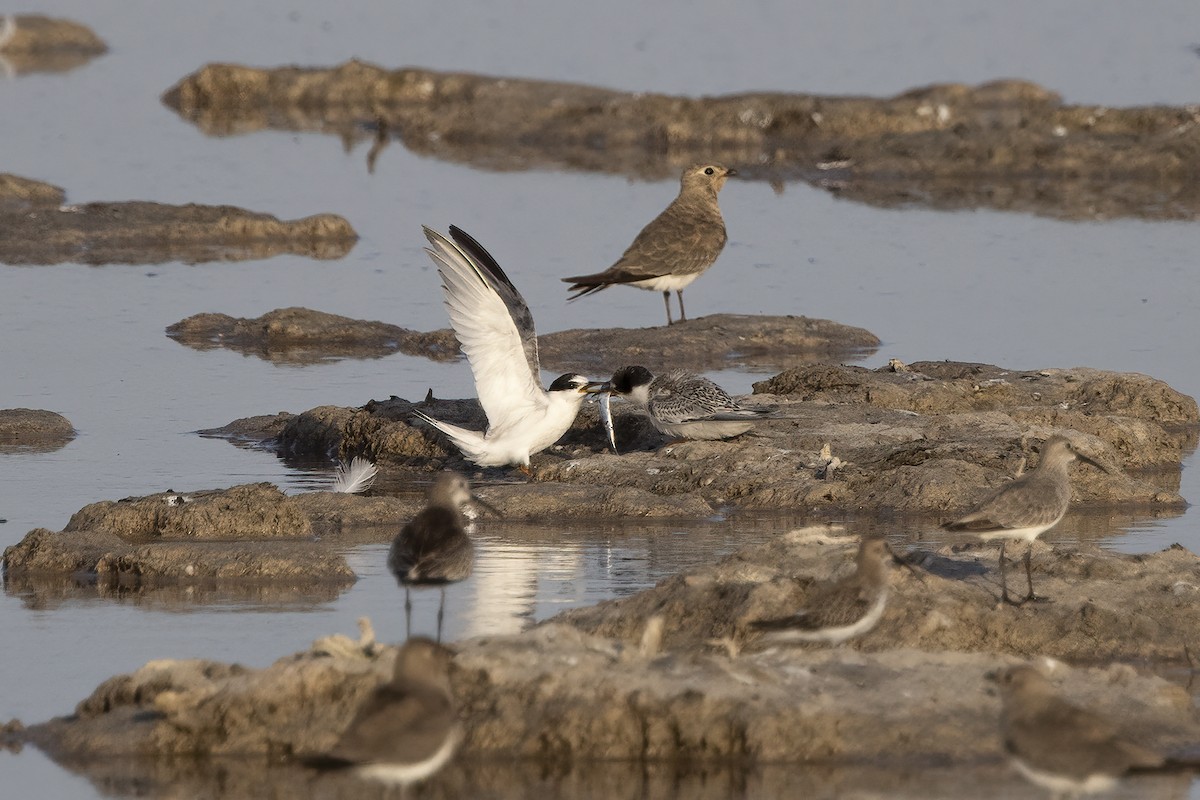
[312,637,460,789]
[751,536,903,646]
[989,664,1165,797]
[601,365,777,443]
[563,164,735,325]
[942,436,1108,606]
[388,473,498,642]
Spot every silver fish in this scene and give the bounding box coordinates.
[599,391,618,453]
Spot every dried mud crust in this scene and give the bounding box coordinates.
[18,600,1200,765]
[211,361,1197,517]
[1,483,361,584]
[556,528,1200,663]
[164,62,1200,220]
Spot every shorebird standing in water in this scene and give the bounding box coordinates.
[310,637,460,790]
[751,536,909,646]
[943,436,1109,605]
[989,664,1166,797]
[563,164,735,326]
[388,472,499,642]
[600,365,777,443]
[414,226,601,471]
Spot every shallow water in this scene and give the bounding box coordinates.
[3,1,1200,797]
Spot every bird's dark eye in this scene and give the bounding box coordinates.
[704,167,715,175]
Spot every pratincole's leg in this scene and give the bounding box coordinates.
[404,585,412,640]
[662,291,674,326]
[436,585,446,644]
[677,290,687,323]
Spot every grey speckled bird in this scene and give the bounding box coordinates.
[942,436,1108,606]
[388,473,499,641]
[989,664,1164,797]
[563,164,735,325]
[603,365,776,442]
[750,537,897,646]
[310,637,460,789]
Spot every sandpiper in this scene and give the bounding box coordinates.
[312,637,460,789]
[989,664,1164,797]
[601,365,777,443]
[943,436,1108,605]
[563,164,735,326]
[751,536,903,646]
[388,472,498,642]
[415,226,602,470]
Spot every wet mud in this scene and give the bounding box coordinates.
[168,309,878,371]
[0,14,107,76]
[163,62,1200,220]
[210,360,1197,516]
[0,408,75,453]
[167,308,462,365]
[0,178,357,265]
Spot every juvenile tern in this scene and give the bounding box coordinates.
[602,365,776,442]
[563,164,735,325]
[415,225,600,468]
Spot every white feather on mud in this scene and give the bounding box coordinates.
[332,457,378,494]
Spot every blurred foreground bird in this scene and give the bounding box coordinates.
[415,226,600,471]
[563,164,735,325]
[990,664,1167,797]
[388,473,499,642]
[308,637,460,790]
[751,536,912,646]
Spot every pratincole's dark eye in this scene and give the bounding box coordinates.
[704,167,715,175]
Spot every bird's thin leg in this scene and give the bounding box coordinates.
[436,586,446,644]
[404,586,412,640]
[1023,546,1049,603]
[662,291,673,326]
[998,540,1017,606]
[677,290,686,322]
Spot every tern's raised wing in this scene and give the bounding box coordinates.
[423,226,545,430]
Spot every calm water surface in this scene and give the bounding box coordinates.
[2,1,1200,797]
